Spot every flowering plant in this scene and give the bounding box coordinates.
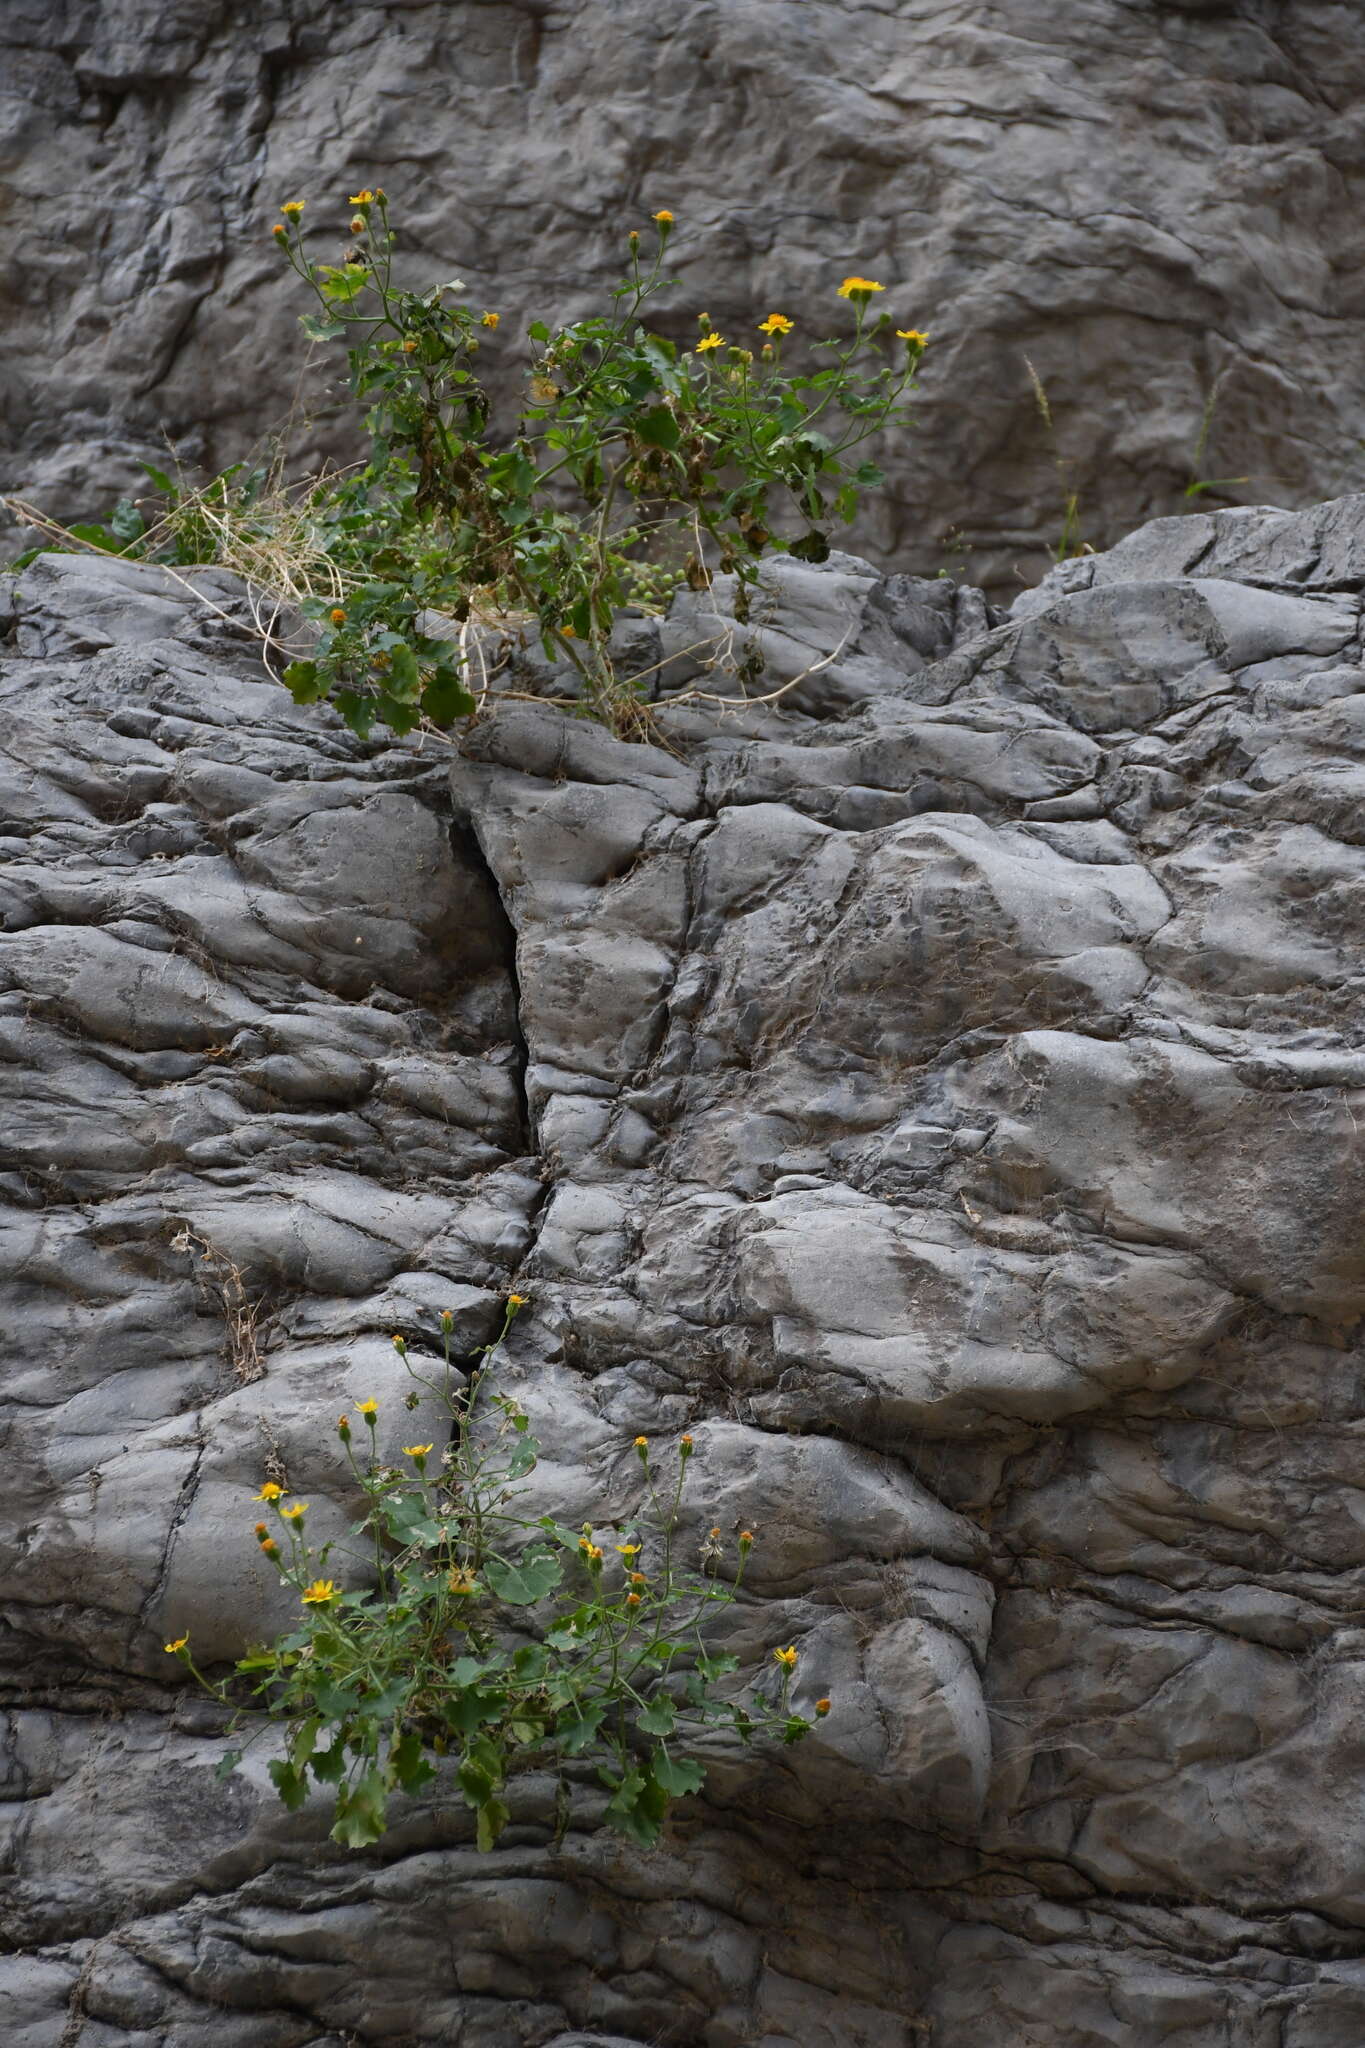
[260,192,924,735]
[169,1299,821,1850]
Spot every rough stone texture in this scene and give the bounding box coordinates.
[1,492,1363,2044]
[5,2,1365,592]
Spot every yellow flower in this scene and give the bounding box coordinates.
[254,1521,269,1540]
[260,1536,279,1557]
[337,1414,351,1437]
[897,328,929,346]
[738,1529,755,1547]
[679,1434,694,1457]
[774,1644,798,1670]
[629,1571,647,1586]
[695,333,725,353]
[758,313,794,336]
[633,1435,648,1450]
[329,607,346,625]
[626,1592,642,1607]
[709,1527,722,1541]
[349,189,375,206]
[402,337,418,353]
[403,1443,434,1460]
[357,1399,378,1418]
[615,1542,641,1557]
[164,1635,189,1654]
[281,200,305,218]
[481,311,500,329]
[838,275,885,299]
[507,1292,527,1310]
[815,1697,832,1717]
[578,1538,603,1562]
[271,223,288,240]
[391,1332,406,1352]
[447,1567,479,1595]
[350,215,367,234]
[301,1579,338,1606]
[280,1500,308,1523]
[652,209,674,223]
[254,1482,284,1502]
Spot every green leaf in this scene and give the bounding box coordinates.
[214,1748,243,1782]
[634,404,681,451]
[636,1696,677,1738]
[788,529,831,564]
[449,1656,492,1688]
[332,1769,388,1847]
[300,311,349,342]
[782,1715,811,1745]
[290,1715,323,1773]
[390,1731,437,1794]
[334,690,378,739]
[458,1734,505,1809]
[504,1435,538,1480]
[67,522,119,553]
[109,498,146,546]
[378,693,421,736]
[652,1752,705,1798]
[282,659,323,705]
[312,1739,348,1783]
[422,665,477,727]
[557,1703,606,1755]
[485,1550,563,1607]
[475,1794,510,1851]
[528,321,550,342]
[139,461,177,495]
[319,266,368,305]
[387,640,421,702]
[445,1687,504,1735]
[267,1758,309,1812]
[604,1767,669,1848]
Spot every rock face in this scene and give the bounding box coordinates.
[2,493,1364,2045]
[5,1,1365,592]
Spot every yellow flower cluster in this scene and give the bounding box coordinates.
[695,333,725,353]
[758,313,793,336]
[837,275,885,299]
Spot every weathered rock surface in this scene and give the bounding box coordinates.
[5,2,1365,592]
[1,494,1364,2044]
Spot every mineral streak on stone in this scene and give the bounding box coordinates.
[0,495,1364,2044]
[4,2,1365,593]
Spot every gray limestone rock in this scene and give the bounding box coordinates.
[1,498,1364,2043]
